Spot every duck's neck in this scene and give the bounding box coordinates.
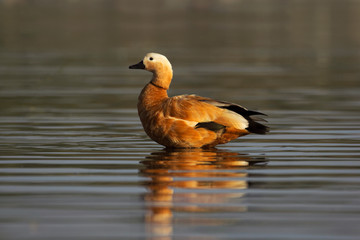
[149,81,168,91]
[138,66,172,110]
[138,82,168,109]
[151,66,173,90]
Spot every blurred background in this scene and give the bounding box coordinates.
[1,0,359,113]
[1,1,360,240]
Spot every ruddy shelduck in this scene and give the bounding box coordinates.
[129,53,269,148]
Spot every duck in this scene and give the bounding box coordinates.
[129,53,269,148]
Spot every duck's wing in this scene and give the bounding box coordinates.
[163,95,269,134]
[163,95,224,124]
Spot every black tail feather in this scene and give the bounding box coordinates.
[246,118,269,134]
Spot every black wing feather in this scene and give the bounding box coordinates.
[195,121,226,133]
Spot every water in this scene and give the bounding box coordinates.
[1,1,360,239]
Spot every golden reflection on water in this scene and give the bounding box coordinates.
[140,149,267,240]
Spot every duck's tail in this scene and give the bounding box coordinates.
[218,104,269,135]
[246,117,269,134]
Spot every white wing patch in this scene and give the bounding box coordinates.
[221,110,249,129]
[166,116,198,127]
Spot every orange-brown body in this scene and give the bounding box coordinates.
[130,53,268,148]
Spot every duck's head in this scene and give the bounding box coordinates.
[129,53,173,89]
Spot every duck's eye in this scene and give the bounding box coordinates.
[149,57,154,61]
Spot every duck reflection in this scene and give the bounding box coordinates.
[140,148,267,240]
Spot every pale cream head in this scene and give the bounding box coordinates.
[129,53,173,90]
[142,53,172,73]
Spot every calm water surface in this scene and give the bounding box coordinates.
[1,1,360,239]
